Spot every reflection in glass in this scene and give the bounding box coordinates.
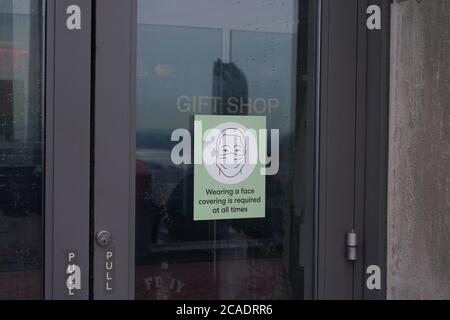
[0,0,45,299]
[136,0,317,300]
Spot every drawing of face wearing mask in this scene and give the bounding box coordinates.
[215,128,247,178]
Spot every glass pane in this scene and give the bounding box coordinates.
[136,0,317,300]
[0,0,45,299]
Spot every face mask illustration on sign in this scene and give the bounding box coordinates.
[194,115,266,221]
[215,128,247,178]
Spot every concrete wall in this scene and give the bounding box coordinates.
[388,0,450,299]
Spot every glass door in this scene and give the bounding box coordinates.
[134,0,317,300]
[1,0,92,300]
[0,0,375,300]
[0,0,46,300]
[93,0,319,300]
[93,0,370,300]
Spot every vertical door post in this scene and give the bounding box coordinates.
[46,0,92,299]
[93,0,136,299]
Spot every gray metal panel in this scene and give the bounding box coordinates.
[314,0,322,300]
[51,0,92,300]
[360,0,390,300]
[353,0,369,300]
[318,0,390,300]
[318,0,358,299]
[93,0,136,300]
[44,0,55,300]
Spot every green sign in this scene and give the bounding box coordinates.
[194,115,266,221]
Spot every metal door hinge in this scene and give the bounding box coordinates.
[346,230,358,261]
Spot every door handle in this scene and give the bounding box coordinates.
[95,230,112,247]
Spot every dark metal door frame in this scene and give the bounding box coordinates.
[45,0,92,299]
[92,0,137,300]
[317,0,359,299]
[317,0,390,300]
[43,0,390,300]
[353,0,390,300]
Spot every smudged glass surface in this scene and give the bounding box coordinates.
[136,0,317,300]
[0,0,45,299]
